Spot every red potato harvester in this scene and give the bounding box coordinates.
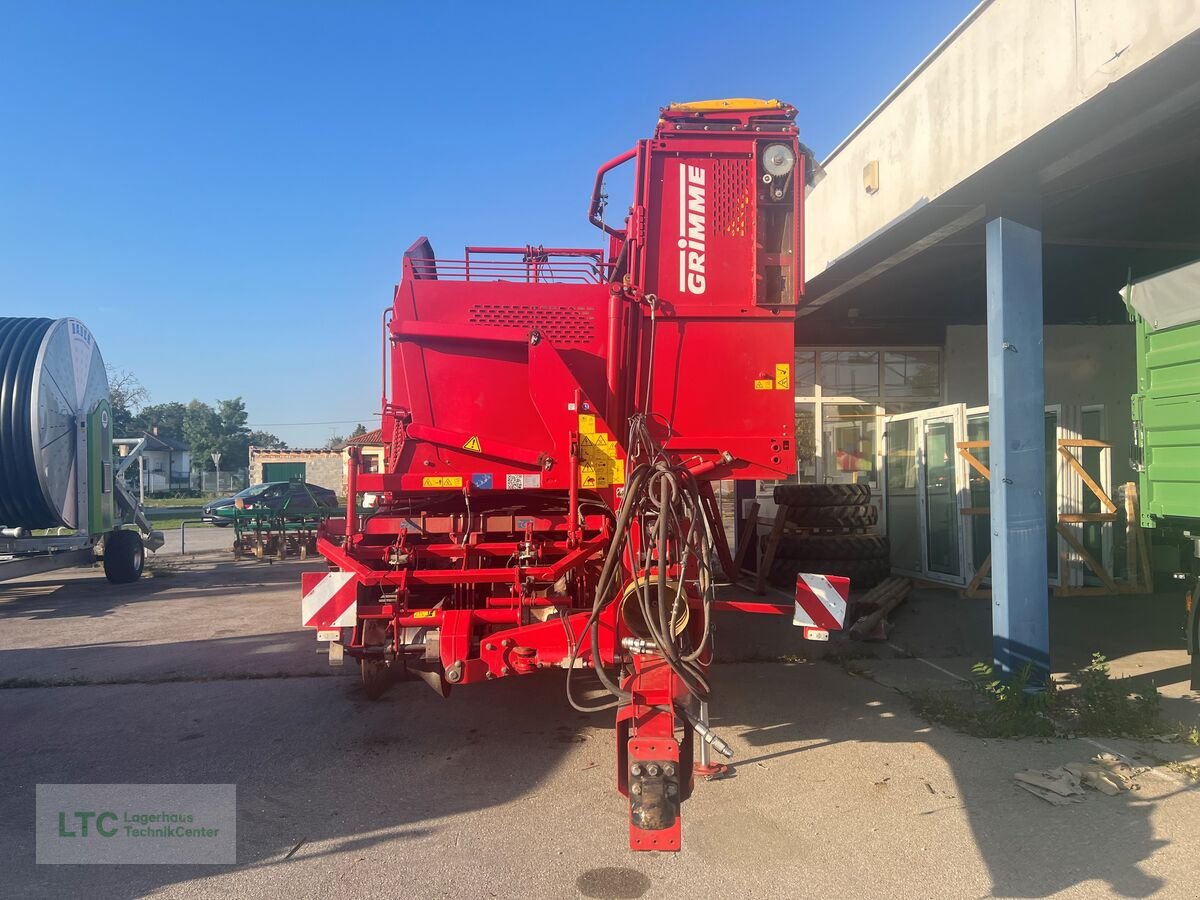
[301,99,849,851]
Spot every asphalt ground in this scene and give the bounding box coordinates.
[2,557,1200,899]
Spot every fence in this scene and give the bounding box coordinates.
[193,469,248,495]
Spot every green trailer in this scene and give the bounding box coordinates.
[1126,258,1200,685]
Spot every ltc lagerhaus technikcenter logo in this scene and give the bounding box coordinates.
[36,784,236,864]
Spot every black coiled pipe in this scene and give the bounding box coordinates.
[0,317,59,529]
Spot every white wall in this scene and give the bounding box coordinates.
[805,0,1200,279]
[944,323,1137,483]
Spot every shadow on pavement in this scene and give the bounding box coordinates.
[0,570,1191,897]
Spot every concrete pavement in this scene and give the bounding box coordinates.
[2,559,1200,898]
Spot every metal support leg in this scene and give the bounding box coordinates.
[986,216,1050,682]
[693,700,729,778]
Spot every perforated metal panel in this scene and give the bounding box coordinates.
[467,304,596,345]
[711,158,752,239]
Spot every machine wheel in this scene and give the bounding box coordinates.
[103,529,145,584]
[773,483,870,507]
[785,503,878,529]
[767,533,889,561]
[360,659,394,700]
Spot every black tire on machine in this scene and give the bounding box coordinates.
[103,530,145,584]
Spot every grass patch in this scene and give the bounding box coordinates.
[1179,720,1200,747]
[912,653,1163,740]
[1167,760,1200,781]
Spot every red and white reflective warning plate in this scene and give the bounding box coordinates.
[793,573,849,641]
[301,571,358,629]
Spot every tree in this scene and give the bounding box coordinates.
[183,401,224,471]
[349,423,368,439]
[247,431,287,450]
[324,434,348,452]
[133,401,187,442]
[106,366,149,437]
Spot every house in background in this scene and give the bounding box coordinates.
[131,430,191,493]
[249,446,345,496]
[249,431,385,498]
[345,428,386,481]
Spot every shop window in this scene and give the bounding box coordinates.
[884,350,940,400]
[794,350,816,396]
[819,350,879,396]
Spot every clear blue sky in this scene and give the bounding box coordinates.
[0,0,973,449]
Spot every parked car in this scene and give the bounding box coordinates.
[203,482,338,525]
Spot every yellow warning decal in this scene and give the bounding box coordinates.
[412,610,437,619]
[422,476,463,488]
[581,431,617,461]
[579,430,625,488]
[578,414,596,434]
[775,363,791,391]
[754,379,774,391]
[462,435,482,453]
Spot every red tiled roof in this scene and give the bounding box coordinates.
[347,428,385,446]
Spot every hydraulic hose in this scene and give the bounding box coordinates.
[0,318,58,529]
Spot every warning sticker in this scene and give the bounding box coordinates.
[578,414,596,434]
[775,363,791,391]
[412,610,437,619]
[581,431,617,460]
[422,476,463,488]
[505,473,542,490]
[754,379,774,391]
[462,435,482,453]
[471,473,493,489]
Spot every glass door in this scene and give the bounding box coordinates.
[924,412,965,580]
[884,414,923,576]
[883,404,968,585]
[962,405,1064,586]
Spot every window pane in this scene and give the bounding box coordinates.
[885,418,922,572]
[884,351,940,399]
[795,403,816,482]
[819,351,879,397]
[794,351,816,395]
[822,404,878,486]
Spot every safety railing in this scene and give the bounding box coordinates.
[407,246,609,284]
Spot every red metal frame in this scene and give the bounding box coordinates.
[308,99,805,852]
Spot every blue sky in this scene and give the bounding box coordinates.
[0,0,973,449]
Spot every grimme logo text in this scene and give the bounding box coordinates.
[677,162,707,295]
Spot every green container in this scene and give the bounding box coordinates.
[1127,260,1200,528]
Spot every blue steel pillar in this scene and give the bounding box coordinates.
[985,216,1050,682]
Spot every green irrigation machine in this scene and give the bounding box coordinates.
[1127,259,1200,687]
[0,317,163,584]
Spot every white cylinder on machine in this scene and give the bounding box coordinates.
[0,317,109,530]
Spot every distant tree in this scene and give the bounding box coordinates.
[324,434,348,452]
[183,401,224,471]
[106,366,149,437]
[133,401,187,442]
[247,430,287,450]
[349,423,368,439]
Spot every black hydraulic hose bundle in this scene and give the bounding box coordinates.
[565,445,716,713]
[0,317,58,529]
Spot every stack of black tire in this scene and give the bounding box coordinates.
[766,484,890,591]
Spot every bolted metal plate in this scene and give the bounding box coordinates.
[30,319,109,529]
